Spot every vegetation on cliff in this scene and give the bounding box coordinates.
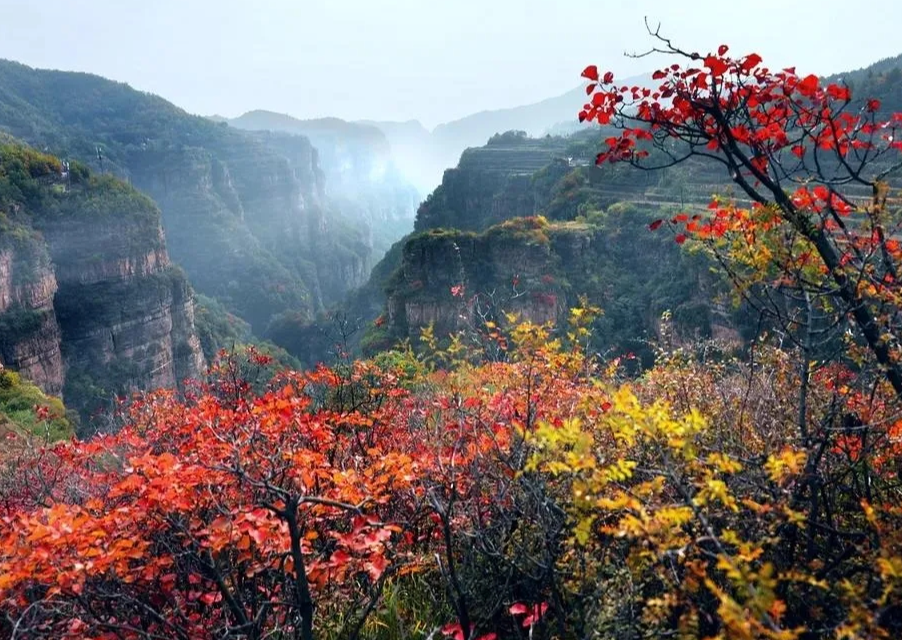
[0,367,71,439]
[194,293,300,370]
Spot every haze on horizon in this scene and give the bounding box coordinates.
[1,0,900,129]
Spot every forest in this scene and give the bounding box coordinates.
[2,32,902,640]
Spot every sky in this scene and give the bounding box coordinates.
[1,0,900,129]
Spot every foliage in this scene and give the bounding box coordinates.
[0,368,72,440]
[582,33,902,397]
[0,312,900,638]
[486,130,530,146]
[0,306,45,352]
[194,294,300,372]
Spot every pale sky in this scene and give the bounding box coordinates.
[0,0,900,128]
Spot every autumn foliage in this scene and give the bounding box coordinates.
[581,30,902,399]
[0,311,900,639]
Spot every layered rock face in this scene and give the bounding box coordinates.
[0,142,204,430]
[38,184,205,418]
[231,132,374,309]
[414,135,571,232]
[0,240,64,395]
[385,221,584,336]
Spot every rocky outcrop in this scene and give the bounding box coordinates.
[0,142,205,430]
[384,220,575,336]
[368,182,743,365]
[414,135,572,232]
[0,244,64,395]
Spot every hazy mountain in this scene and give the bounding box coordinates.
[221,110,422,257]
[228,111,390,154]
[358,73,651,191]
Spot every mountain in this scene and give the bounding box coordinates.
[360,74,651,192]
[0,59,379,333]
[431,84,588,146]
[221,110,421,258]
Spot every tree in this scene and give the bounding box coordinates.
[0,351,427,640]
[580,24,902,398]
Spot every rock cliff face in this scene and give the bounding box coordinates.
[385,221,587,336]
[414,133,572,232]
[0,60,377,334]
[225,111,421,258]
[0,237,64,395]
[349,130,749,363]
[0,141,204,430]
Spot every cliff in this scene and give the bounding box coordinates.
[0,216,64,395]
[225,111,421,258]
[0,141,204,431]
[414,132,572,232]
[0,60,375,333]
[372,209,734,364]
[320,130,750,364]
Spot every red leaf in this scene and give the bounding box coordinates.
[513,603,550,628]
[867,98,882,113]
[704,56,729,77]
[365,554,389,581]
[585,83,596,95]
[827,83,851,101]
[741,53,763,72]
[718,44,729,56]
[581,65,599,81]
[791,145,805,158]
[648,219,664,231]
[603,71,614,84]
[652,69,667,80]
[441,623,466,640]
[798,74,819,96]
[675,234,688,245]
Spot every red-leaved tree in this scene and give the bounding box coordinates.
[581,24,902,397]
